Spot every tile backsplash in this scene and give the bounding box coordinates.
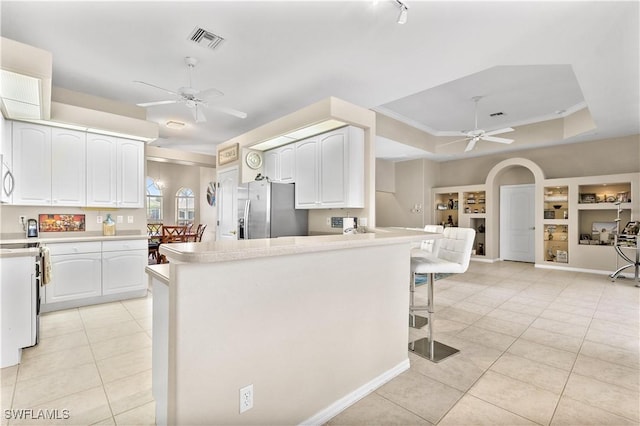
[0,205,146,236]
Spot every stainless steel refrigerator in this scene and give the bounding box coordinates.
[237,181,308,239]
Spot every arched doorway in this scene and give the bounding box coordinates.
[485,158,545,262]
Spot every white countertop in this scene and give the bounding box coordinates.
[159,228,440,264]
[0,231,147,258]
[145,263,170,284]
[0,231,146,245]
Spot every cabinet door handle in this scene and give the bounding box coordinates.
[3,169,14,196]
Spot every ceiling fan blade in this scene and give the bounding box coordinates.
[133,80,179,96]
[205,104,248,119]
[465,139,478,152]
[481,135,514,144]
[438,131,468,137]
[439,137,470,148]
[197,88,224,100]
[192,104,207,123]
[137,100,178,107]
[484,127,514,136]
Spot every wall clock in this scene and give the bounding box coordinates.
[246,151,262,169]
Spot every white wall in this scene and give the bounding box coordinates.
[377,135,640,228]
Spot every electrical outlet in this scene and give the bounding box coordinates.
[117,215,123,224]
[127,216,134,224]
[360,217,368,227]
[326,217,331,226]
[96,215,103,224]
[239,384,253,413]
[18,215,26,224]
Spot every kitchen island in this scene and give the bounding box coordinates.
[149,228,440,425]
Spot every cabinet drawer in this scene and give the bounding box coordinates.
[46,241,102,255]
[102,239,147,252]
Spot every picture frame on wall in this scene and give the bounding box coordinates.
[218,143,239,166]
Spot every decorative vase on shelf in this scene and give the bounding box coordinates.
[448,198,455,210]
[478,224,485,233]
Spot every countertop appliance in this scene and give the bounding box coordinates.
[0,242,41,367]
[238,181,308,239]
[27,218,38,238]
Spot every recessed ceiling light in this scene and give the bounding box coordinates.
[166,120,185,129]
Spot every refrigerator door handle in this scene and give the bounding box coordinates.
[243,199,250,240]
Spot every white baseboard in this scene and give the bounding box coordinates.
[535,262,637,279]
[300,358,410,425]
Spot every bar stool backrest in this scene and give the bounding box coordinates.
[437,227,476,273]
[420,225,445,255]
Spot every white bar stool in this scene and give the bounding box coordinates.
[409,227,475,362]
[409,225,444,328]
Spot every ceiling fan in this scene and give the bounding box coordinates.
[134,56,247,123]
[443,96,514,152]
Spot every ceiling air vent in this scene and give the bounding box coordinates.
[489,112,505,117]
[188,27,225,50]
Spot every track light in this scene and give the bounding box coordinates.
[396,0,408,24]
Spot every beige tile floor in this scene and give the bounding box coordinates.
[329,261,640,426]
[1,262,639,425]
[1,294,154,425]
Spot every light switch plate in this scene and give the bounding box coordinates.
[127,216,134,224]
[117,215,123,223]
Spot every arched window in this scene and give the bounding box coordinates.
[146,177,163,221]
[176,187,195,225]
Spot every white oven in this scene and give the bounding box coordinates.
[0,243,41,368]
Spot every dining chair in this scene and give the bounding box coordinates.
[196,224,207,242]
[147,223,163,262]
[161,225,188,243]
[409,227,475,362]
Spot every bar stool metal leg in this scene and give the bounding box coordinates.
[409,272,429,328]
[409,272,459,363]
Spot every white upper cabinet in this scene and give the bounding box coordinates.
[87,133,143,208]
[51,128,86,206]
[263,150,279,182]
[12,122,52,205]
[294,138,320,208]
[294,126,364,209]
[279,144,295,183]
[117,139,144,208]
[13,123,87,206]
[1,115,14,204]
[87,134,118,207]
[263,144,295,183]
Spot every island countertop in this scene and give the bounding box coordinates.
[159,227,439,264]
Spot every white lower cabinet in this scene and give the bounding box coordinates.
[43,239,147,310]
[102,240,147,295]
[46,242,102,304]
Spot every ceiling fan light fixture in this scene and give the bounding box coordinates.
[166,120,185,129]
[396,0,408,24]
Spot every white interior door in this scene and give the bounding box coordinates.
[500,184,535,262]
[217,167,239,240]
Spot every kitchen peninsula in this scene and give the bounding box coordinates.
[148,228,439,425]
